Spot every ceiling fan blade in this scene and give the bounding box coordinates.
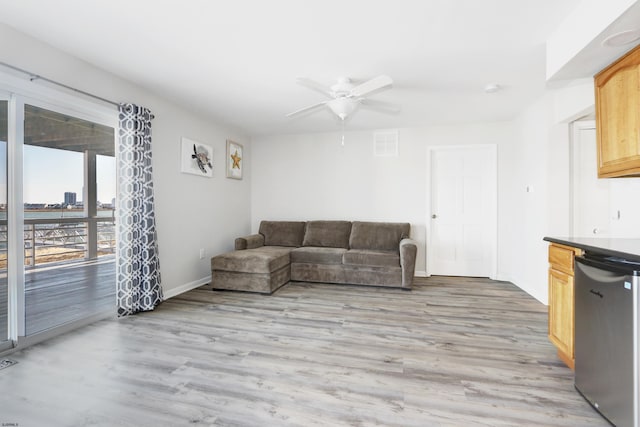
[359,98,401,114]
[285,100,328,118]
[350,75,393,97]
[296,78,333,98]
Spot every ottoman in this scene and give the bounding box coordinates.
[211,246,292,294]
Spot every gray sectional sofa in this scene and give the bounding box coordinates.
[211,220,417,294]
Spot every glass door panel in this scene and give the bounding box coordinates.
[96,154,116,257]
[0,100,7,346]
[23,104,115,335]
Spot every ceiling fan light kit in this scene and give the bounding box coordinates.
[286,75,396,122]
[328,97,357,120]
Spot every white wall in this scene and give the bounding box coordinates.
[609,179,640,236]
[0,23,252,297]
[508,80,597,304]
[251,122,515,277]
[508,94,572,304]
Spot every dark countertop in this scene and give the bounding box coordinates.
[543,236,640,263]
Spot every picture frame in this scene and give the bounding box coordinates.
[226,140,243,180]
[181,137,213,178]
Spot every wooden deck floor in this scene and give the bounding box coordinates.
[0,277,609,426]
[0,256,115,339]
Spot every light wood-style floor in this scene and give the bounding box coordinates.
[0,277,608,427]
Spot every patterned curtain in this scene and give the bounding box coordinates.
[116,103,163,316]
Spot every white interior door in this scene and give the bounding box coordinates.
[571,121,610,237]
[428,145,496,278]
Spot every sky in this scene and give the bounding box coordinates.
[0,143,116,205]
[0,101,117,206]
[24,146,116,204]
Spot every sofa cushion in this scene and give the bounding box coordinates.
[342,249,400,268]
[291,247,347,264]
[349,221,410,252]
[302,220,352,248]
[259,221,306,247]
[211,246,292,274]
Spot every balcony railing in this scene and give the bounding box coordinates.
[0,216,116,269]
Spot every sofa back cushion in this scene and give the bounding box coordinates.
[302,220,352,248]
[259,221,306,247]
[349,221,410,252]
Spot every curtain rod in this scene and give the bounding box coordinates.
[0,61,120,108]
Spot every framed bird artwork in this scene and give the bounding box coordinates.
[181,137,213,178]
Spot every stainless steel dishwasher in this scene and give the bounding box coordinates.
[575,254,640,427]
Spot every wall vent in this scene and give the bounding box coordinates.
[373,130,398,157]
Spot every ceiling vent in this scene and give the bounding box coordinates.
[373,130,398,157]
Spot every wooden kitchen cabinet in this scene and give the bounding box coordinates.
[547,243,582,370]
[594,44,640,178]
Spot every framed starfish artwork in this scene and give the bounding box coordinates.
[226,140,243,180]
[181,137,213,178]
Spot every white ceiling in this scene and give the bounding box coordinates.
[0,0,587,136]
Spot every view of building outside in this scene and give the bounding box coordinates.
[64,191,76,207]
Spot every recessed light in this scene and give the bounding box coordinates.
[602,29,640,47]
[484,83,501,94]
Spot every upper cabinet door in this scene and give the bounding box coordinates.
[595,44,640,178]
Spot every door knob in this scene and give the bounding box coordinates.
[432,214,437,219]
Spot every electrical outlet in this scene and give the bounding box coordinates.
[199,248,205,259]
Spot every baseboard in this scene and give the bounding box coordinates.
[415,270,428,277]
[164,276,211,299]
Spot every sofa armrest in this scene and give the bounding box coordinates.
[399,238,418,288]
[235,234,265,250]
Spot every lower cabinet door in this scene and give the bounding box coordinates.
[548,268,574,365]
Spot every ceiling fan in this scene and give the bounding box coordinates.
[286,75,398,121]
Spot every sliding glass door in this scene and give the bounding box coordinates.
[0,73,118,346]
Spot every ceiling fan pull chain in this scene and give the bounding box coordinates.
[341,119,345,146]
